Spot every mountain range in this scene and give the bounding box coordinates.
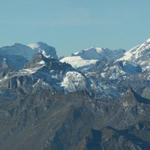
[0,39,150,149]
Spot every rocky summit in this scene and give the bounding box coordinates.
[0,39,150,150]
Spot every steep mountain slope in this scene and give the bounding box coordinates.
[118,39,150,72]
[84,39,150,99]
[86,39,150,80]
[0,88,150,150]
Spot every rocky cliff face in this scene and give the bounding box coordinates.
[0,89,150,150]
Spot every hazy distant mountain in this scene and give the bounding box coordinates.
[0,54,27,69]
[0,42,58,69]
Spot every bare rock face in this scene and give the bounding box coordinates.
[0,88,150,150]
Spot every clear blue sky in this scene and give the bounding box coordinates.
[0,0,150,56]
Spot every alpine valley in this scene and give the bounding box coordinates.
[1,40,150,150]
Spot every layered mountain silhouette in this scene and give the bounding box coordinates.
[0,39,150,150]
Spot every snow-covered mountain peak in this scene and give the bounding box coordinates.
[146,38,150,43]
[27,43,40,49]
[95,47,103,53]
[82,47,105,55]
[72,47,107,60]
[0,42,58,64]
[81,47,103,52]
[117,39,150,72]
[27,42,52,50]
[61,71,88,92]
[27,42,58,59]
[61,47,126,71]
[137,39,150,51]
[119,39,150,61]
[72,47,126,60]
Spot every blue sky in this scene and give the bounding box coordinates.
[0,0,150,56]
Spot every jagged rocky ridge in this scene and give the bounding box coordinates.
[0,39,150,149]
[0,53,92,94]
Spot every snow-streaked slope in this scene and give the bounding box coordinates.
[0,53,92,93]
[18,60,45,76]
[61,47,126,71]
[61,71,87,92]
[99,61,141,80]
[118,39,150,71]
[92,39,150,84]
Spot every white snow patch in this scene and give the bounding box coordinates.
[42,50,50,58]
[27,43,40,49]
[116,39,150,72]
[37,60,45,65]
[73,51,80,55]
[123,101,129,107]
[60,56,98,68]
[51,74,58,79]
[95,48,103,53]
[146,38,150,43]
[101,72,106,78]
[20,68,37,74]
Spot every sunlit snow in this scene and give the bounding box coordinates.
[60,56,98,69]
